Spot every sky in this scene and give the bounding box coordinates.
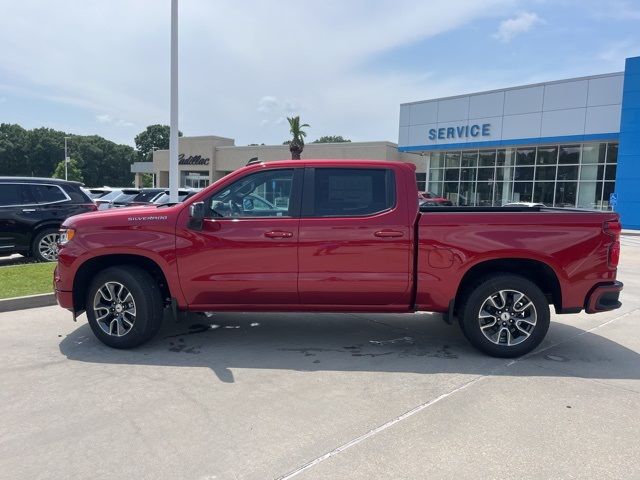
[1,0,640,148]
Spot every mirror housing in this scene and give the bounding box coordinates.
[188,201,205,230]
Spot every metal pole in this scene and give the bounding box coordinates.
[168,0,179,203]
[64,136,69,180]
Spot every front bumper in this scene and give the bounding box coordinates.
[54,288,74,311]
[585,281,623,314]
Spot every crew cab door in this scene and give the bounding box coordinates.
[176,168,302,308]
[298,167,412,306]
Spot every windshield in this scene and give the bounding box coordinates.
[132,190,163,202]
[96,190,123,202]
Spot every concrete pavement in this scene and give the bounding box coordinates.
[1,241,639,480]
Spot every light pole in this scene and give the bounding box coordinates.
[64,136,71,180]
[168,0,179,203]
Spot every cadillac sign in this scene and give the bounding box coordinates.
[178,154,210,166]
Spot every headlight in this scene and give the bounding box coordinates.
[59,228,76,246]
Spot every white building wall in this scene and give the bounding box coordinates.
[399,73,624,149]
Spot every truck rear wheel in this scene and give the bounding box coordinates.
[85,266,163,348]
[458,274,550,358]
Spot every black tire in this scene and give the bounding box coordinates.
[458,274,550,358]
[85,266,163,348]
[31,228,60,262]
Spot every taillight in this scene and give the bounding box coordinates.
[609,242,621,268]
[603,220,621,239]
[603,220,621,268]
[86,203,98,211]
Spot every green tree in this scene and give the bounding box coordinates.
[52,158,84,182]
[0,123,137,187]
[312,135,351,143]
[134,124,183,161]
[286,116,310,160]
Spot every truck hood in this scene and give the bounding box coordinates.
[62,204,182,228]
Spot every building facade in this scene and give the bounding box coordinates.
[398,55,640,228]
[132,137,422,189]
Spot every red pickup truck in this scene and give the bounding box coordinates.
[54,160,623,357]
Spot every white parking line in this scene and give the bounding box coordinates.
[275,307,639,480]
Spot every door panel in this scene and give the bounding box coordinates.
[176,168,302,308]
[298,167,412,306]
[177,217,299,306]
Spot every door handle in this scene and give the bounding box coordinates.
[22,209,36,212]
[374,230,404,238]
[264,230,293,239]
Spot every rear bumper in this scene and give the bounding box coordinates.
[585,281,623,314]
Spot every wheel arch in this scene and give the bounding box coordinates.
[72,254,172,315]
[455,258,562,313]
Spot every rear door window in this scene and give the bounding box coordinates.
[29,184,68,204]
[0,183,33,206]
[304,168,395,217]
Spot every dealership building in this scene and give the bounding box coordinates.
[132,56,640,228]
[398,55,640,229]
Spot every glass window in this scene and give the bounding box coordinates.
[580,164,602,181]
[605,164,617,180]
[459,182,476,206]
[428,181,443,196]
[537,146,558,165]
[557,165,579,181]
[443,182,460,204]
[476,182,494,206]
[581,143,606,164]
[494,179,514,206]
[478,168,495,181]
[208,169,294,218]
[430,153,444,168]
[607,143,618,163]
[445,152,461,168]
[430,169,444,181]
[534,182,555,205]
[535,166,557,181]
[30,184,67,204]
[496,167,514,182]
[602,182,615,210]
[461,151,478,167]
[513,182,534,203]
[308,168,394,217]
[559,145,580,164]
[577,182,602,209]
[497,149,516,166]
[416,173,426,192]
[554,182,577,207]
[444,167,460,182]
[0,183,33,206]
[514,167,534,181]
[516,148,536,165]
[460,167,477,182]
[479,150,496,167]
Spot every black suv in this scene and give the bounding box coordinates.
[0,178,96,261]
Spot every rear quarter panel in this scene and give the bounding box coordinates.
[416,211,619,312]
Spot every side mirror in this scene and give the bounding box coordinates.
[189,201,205,230]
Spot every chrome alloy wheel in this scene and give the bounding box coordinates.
[478,289,537,347]
[92,282,137,337]
[38,233,60,261]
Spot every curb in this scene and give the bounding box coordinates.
[0,293,56,313]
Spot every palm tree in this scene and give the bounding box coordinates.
[287,116,310,160]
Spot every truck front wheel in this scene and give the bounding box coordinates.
[459,274,550,358]
[85,266,163,348]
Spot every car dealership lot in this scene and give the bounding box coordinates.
[1,242,639,480]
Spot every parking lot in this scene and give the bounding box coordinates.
[1,237,639,480]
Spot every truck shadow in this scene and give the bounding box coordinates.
[59,311,640,384]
